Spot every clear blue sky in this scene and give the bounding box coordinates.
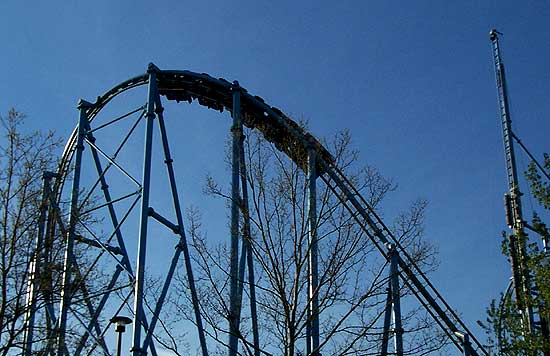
[2,0,550,353]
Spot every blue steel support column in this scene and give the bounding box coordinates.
[131,64,158,356]
[80,122,159,356]
[141,94,209,356]
[228,81,242,356]
[307,147,320,356]
[238,140,261,356]
[57,100,93,356]
[389,246,403,356]
[235,136,248,330]
[44,179,58,345]
[23,172,55,356]
[462,334,472,356]
[380,281,392,356]
[454,332,472,356]
[74,123,134,355]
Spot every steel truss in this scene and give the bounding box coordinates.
[489,29,550,353]
[21,63,488,356]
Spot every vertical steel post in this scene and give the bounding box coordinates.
[307,147,320,355]
[228,81,242,356]
[239,139,261,356]
[380,283,392,356]
[131,64,158,356]
[56,100,92,356]
[142,97,209,356]
[454,332,472,356]
[44,180,59,341]
[389,246,403,356]
[23,172,55,356]
[235,134,248,329]
[462,334,471,356]
[74,124,132,355]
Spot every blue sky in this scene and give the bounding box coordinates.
[2,0,550,353]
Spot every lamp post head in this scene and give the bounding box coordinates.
[111,316,133,333]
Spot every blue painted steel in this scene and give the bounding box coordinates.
[238,141,260,356]
[68,255,110,355]
[43,178,59,349]
[320,164,487,355]
[307,148,320,355]
[23,172,54,356]
[389,247,403,356]
[463,334,471,356]
[237,232,247,318]
[148,208,179,233]
[247,248,260,356]
[82,122,133,263]
[49,66,491,356]
[380,279,392,356]
[57,100,92,356]
[228,82,242,356]
[131,65,158,356]
[142,247,182,350]
[80,110,158,356]
[143,94,209,356]
[84,138,141,187]
[78,109,145,214]
[74,266,124,355]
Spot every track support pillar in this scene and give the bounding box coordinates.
[56,100,93,356]
[381,245,403,356]
[131,64,158,356]
[307,146,320,356]
[228,81,243,356]
[23,172,56,356]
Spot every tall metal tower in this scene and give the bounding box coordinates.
[489,29,535,336]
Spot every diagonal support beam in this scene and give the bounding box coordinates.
[142,88,209,355]
[238,135,260,356]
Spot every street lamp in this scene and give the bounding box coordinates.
[111,315,133,356]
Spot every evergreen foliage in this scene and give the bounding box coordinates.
[481,157,550,355]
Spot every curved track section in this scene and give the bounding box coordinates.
[48,64,487,356]
[57,69,332,196]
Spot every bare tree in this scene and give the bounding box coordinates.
[0,109,62,355]
[173,127,445,356]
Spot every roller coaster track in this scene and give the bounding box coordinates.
[39,64,487,356]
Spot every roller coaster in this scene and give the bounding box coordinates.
[21,63,490,356]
